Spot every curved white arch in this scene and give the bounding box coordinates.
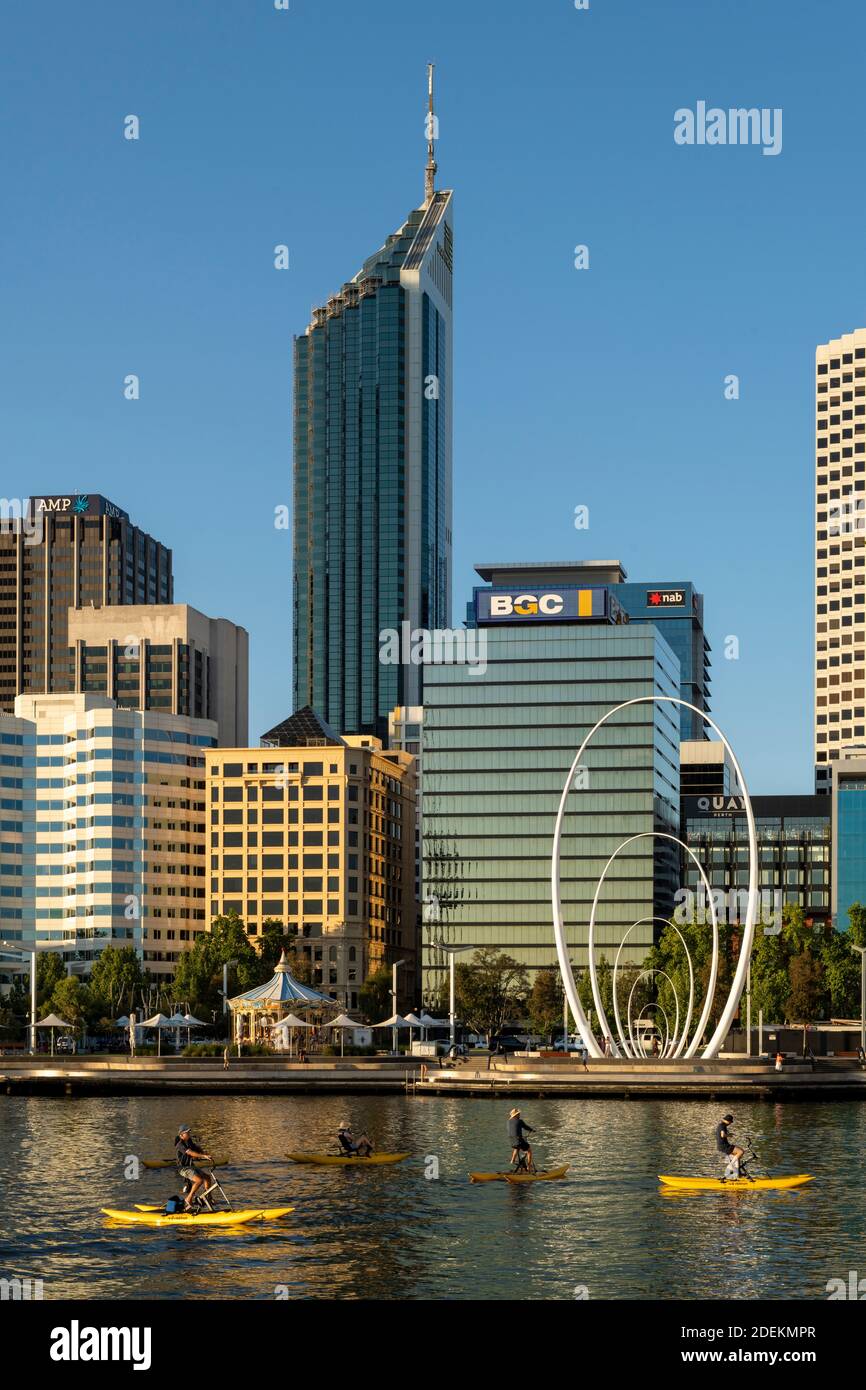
[551,696,757,1061]
[625,968,678,1058]
[612,916,695,1059]
[636,1002,671,1058]
[601,839,716,1057]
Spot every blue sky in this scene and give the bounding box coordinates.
[2,0,863,792]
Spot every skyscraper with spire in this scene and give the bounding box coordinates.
[292,66,453,738]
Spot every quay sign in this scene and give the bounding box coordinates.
[695,796,746,814]
[475,586,623,625]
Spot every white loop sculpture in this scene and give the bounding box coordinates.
[625,967,681,1050]
[612,916,695,1059]
[636,1002,671,1057]
[551,696,758,1061]
[592,837,717,1058]
[625,969,678,1057]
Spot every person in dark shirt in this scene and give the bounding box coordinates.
[507,1107,535,1171]
[338,1123,374,1157]
[715,1112,744,1179]
[175,1124,212,1209]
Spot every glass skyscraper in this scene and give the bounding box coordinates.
[293,77,453,739]
[422,579,681,1000]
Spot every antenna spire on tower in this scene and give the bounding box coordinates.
[424,62,437,206]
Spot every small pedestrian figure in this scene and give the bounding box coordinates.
[775,1049,784,1073]
[223,1045,229,1071]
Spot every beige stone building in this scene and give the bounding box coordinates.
[67,603,248,747]
[207,708,419,1011]
[815,329,866,791]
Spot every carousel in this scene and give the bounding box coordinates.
[227,950,337,1046]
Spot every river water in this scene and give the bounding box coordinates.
[0,1094,862,1301]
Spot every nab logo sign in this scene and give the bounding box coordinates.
[488,592,565,618]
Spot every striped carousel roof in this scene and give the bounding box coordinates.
[227,951,335,1010]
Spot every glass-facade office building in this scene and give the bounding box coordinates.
[611,581,710,741]
[682,795,832,924]
[832,757,866,929]
[422,587,681,1000]
[471,562,710,743]
[293,185,453,740]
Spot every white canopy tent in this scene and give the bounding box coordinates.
[270,1012,314,1058]
[35,1013,72,1057]
[371,1012,411,1055]
[328,1012,365,1058]
[140,1012,173,1057]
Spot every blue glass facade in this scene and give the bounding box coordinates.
[293,192,453,739]
[834,776,866,929]
[611,582,710,741]
[421,620,681,999]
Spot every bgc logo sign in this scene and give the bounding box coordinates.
[488,592,564,618]
[475,587,610,624]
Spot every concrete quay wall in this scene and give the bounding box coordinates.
[2,1054,865,1098]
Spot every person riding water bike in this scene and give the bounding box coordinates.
[507,1107,535,1172]
[175,1124,213,1210]
[715,1112,745,1180]
[337,1123,373,1157]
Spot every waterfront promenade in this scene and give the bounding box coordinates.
[3,1053,866,1098]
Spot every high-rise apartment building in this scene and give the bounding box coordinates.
[0,493,172,714]
[209,708,418,1010]
[815,330,866,792]
[293,70,452,739]
[0,693,213,977]
[67,603,248,746]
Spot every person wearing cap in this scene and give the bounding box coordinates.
[337,1123,374,1158]
[715,1112,744,1180]
[507,1107,535,1172]
[175,1124,212,1209]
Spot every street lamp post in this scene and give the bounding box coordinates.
[221,958,238,1027]
[433,939,473,1051]
[391,959,407,1054]
[851,944,866,1054]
